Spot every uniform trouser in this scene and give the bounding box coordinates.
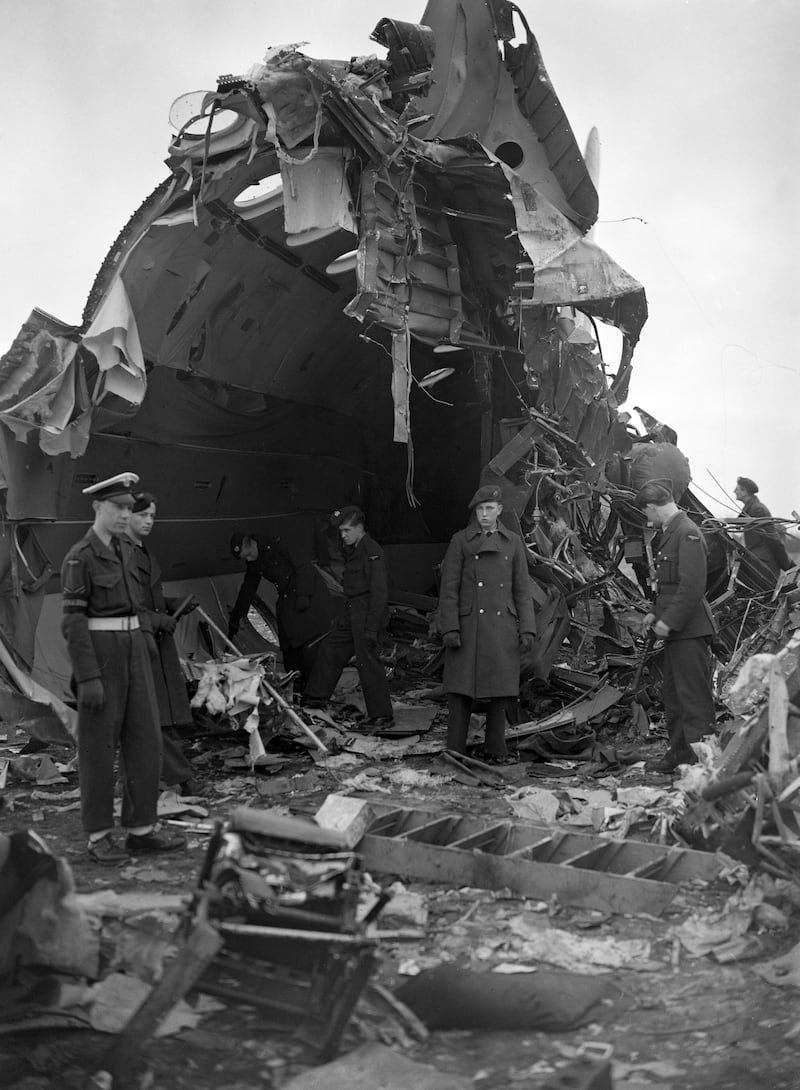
[303,596,392,718]
[447,693,508,756]
[161,728,193,787]
[144,636,194,787]
[77,630,162,833]
[662,636,715,753]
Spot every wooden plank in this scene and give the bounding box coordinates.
[359,834,676,916]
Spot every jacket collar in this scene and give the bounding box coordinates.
[465,520,512,542]
[86,529,119,561]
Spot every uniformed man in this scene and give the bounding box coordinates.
[734,476,792,578]
[228,531,340,681]
[302,506,394,726]
[636,482,717,773]
[125,491,201,795]
[61,473,185,864]
[438,484,536,761]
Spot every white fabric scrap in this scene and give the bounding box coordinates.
[507,914,652,974]
[505,786,560,824]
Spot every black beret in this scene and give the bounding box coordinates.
[332,505,365,528]
[737,476,758,495]
[469,484,503,508]
[132,491,157,513]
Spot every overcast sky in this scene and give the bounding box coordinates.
[1,0,797,519]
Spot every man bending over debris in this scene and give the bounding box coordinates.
[228,531,339,683]
[636,482,717,773]
[61,472,185,864]
[438,484,536,763]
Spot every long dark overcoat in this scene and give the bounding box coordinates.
[438,521,536,698]
[128,542,193,728]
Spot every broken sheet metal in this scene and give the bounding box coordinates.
[675,629,800,875]
[0,310,88,457]
[189,654,276,763]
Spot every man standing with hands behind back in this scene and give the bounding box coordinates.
[636,482,717,773]
[61,472,185,864]
[438,484,536,762]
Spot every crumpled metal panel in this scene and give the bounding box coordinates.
[416,0,596,231]
[344,167,463,344]
[505,22,598,231]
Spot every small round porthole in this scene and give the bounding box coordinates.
[169,91,243,138]
[494,141,525,169]
[233,174,283,211]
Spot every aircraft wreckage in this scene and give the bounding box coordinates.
[0,0,788,701]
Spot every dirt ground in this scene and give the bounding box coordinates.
[2,724,800,1090]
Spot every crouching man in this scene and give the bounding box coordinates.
[61,472,185,864]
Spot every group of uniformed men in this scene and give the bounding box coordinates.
[61,467,788,863]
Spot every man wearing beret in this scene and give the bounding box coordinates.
[303,506,394,726]
[437,485,536,761]
[125,490,201,795]
[734,477,792,578]
[636,482,717,773]
[61,473,185,864]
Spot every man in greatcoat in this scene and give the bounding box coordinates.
[733,476,792,578]
[61,472,185,865]
[438,484,536,761]
[636,482,717,773]
[125,490,201,795]
[228,531,340,682]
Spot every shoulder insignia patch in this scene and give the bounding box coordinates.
[368,554,380,561]
[687,533,701,541]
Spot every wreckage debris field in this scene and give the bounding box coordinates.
[3,716,800,1090]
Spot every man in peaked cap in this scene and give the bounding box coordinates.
[437,483,536,762]
[636,482,716,773]
[303,505,394,726]
[61,472,185,864]
[734,477,792,578]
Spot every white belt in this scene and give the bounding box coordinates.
[87,616,140,631]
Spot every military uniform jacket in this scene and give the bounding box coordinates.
[653,511,716,640]
[438,521,536,698]
[741,496,791,573]
[61,529,142,684]
[230,534,339,647]
[127,540,193,728]
[342,533,389,638]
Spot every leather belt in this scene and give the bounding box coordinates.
[87,616,140,631]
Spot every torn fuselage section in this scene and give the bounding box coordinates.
[0,0,646,579]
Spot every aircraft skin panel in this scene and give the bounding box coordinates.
[0,0,643,602]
